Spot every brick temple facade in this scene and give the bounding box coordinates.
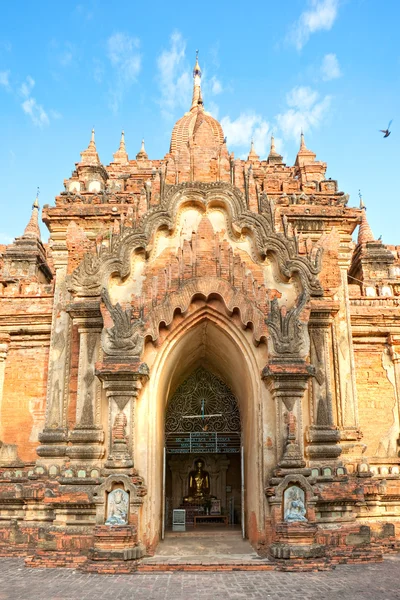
[1,55,400,571]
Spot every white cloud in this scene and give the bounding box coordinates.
[321,53,341,80]
[18,76,50,127]
[276,86,331,141]
[106,32,141,113]
[20,75,35,98]
[210,76,222,95]
[0,70,10,90]
[220,113,272,158]
[22,97,50,127]
[157,31,191,118]
[289,0,339,50]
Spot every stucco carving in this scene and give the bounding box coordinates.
[68,182,323,364]
[101,288,144,359]
[69,182,322,300]
[267,290,309,357]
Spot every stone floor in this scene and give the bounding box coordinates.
[1,555,400,599]
[140,528,270,569]
[154,527,256,555]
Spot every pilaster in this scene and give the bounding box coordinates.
[96,361,149,474]
[307,304,342,464]
[262,359,314,472]
[0,334,10,440]
[66,300,104,461]
[37,265,72,459]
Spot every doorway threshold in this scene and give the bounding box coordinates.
[138,529,274,571]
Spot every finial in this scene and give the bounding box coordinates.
[359,189,365,209]
[136,138,148,160]
[193,50,201,77]
[23,190,41,239]
[358,206,375,245]
[191,50,202,111]
[300,130,306,150]
[270,134,276,152]
[88,127,96,149]
[79,127,100,165]
[248,138,259,160]
[33,186,39,209]
[89,128,96,147]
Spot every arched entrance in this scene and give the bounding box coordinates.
[138,300,269,552]
[163,367,243,533]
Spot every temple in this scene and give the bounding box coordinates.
[1,54,400,572]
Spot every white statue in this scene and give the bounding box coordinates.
[105,488,129,525]
[284,485,307,522]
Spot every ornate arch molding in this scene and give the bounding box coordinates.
[69,182,322,300]
[143,276,267,345]
[68,182,321,361]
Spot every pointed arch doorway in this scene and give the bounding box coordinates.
[163,366,244,537]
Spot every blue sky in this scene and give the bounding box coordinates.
[0,0,399,244]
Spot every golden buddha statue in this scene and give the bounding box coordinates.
[184,459,210,502]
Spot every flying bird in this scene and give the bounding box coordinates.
[380,120,393,138]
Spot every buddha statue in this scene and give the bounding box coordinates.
[184,459,210,502]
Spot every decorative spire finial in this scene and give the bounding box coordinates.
[300,130,306,150]
[80,128,100,165]
[190,50,202,111]
[33,186,39,209]
[113,130,129,164]
[359,189,365,209]
[357,201,375,245]
[136,138,148,160]
[23,190,41,239]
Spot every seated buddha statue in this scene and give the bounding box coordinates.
[184,459,210,502]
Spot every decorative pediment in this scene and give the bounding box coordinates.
[68,182,323,362]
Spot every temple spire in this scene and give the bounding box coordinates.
[23,189,41,239]
[113,130,129,164]
[358,202,375,245]
[248,138,259,161]
[267,134,283,164]
[80,128,100,166]
[295,130,316,167]
[190,50,203,112]
[299,130,308,151]
[136,138,148,160]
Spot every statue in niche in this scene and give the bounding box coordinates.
[284,486,307,523]
[184,459,210,502]
[105,488,129,525]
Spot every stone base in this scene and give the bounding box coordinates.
[269,522,328,564]
[80,525,145,573]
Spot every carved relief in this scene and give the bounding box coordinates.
[266,290,309,357]
[101,288,143,358]
[284,485,307,522]
[105,488,129,525]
